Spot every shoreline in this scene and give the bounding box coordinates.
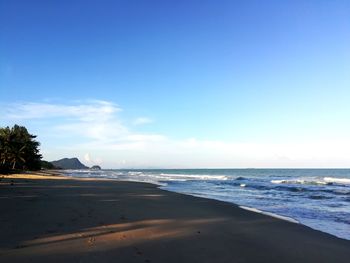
[1,173,350,262]
[0,173,307,226]
[4,171,348,241]
[158,186,350,241]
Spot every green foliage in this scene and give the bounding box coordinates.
[0,125,42,172]
[40,160,56,169]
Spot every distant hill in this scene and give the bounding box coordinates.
[50,158,88,170]
[90,165,101,170]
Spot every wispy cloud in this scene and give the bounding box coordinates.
[5,100,120,121]
[2,100,165,150]
[133,117,153,125]
[2,100,350,168]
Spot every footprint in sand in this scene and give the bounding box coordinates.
[87,237,96,246]
[14,244,25,249]
[134,247,152,262]
[134,247,143,255]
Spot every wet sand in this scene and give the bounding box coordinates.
[0,174,349,262]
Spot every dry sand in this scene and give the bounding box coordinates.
[0,173,349,263]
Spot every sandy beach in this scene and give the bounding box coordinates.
[0,173,349,263]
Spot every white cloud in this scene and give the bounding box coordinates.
[1,100,168,163]
[84,153,91,162]
[133,117,153,125]
[125,134,166,142]
[3,100,128,142]
[2,100,350,168]
[84,152,102,165]
[5,100,120,121]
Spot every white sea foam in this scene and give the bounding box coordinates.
[159,173,228,181]
[271,178,330,185]
[271,179,286,184]
[323,177,350,185]
[66,171,229,184]
[239,206,299,224]
[128,171,143,176]
[271,176,350,186]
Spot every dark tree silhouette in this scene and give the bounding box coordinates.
[0,125,42,172]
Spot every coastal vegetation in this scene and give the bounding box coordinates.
[0,125,97,173]
[0,125,42,173]
[40,160,56,170]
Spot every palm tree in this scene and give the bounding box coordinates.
[0,125,42,172]
[0,127,13,170]
[10,145,26,170]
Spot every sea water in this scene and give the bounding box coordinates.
[62,169,350,240]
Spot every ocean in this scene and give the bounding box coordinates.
[61,169,350,240]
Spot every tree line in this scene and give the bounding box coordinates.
[0,125,42,173]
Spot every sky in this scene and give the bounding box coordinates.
[1,0,350,168]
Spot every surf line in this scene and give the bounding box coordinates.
[239,206,299,224]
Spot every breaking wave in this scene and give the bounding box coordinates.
[271,177,350,187]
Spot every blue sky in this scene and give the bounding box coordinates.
[1,0,350,168]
